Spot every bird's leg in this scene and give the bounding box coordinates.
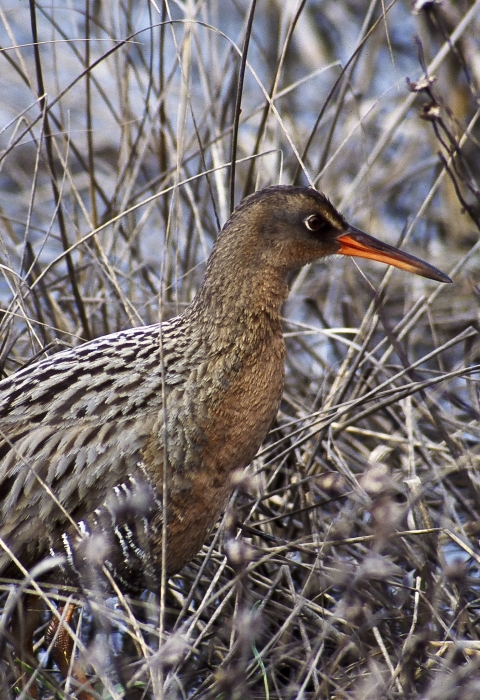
[11,593,43,699]
[45,603,95,700]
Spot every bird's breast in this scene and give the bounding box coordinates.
[200,340,285,474]
[141,332,286,574]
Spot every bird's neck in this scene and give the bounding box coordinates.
[184,253,289,354]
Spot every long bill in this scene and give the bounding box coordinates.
[336,226,452,284]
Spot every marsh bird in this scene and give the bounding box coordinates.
[0,185,450,695]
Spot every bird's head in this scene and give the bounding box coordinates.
[224,185,451,284]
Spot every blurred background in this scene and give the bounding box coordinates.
[1,1,480,698]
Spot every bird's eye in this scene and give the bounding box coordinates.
[304,215,325,232]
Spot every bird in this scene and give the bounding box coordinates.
[0,185,450,696]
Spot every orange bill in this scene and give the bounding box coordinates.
[336,226,452,283]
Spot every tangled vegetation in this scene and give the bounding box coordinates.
[1,1,480,698]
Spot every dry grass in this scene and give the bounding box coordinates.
[1,0,480,698]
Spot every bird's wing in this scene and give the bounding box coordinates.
[0,323,177,570]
